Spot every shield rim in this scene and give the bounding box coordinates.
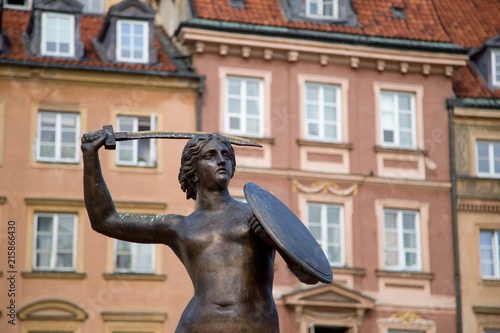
[244,182,333,283]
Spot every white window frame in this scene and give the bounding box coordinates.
[492,49,500,87]
[116,20,149,63]
[114,240,155,274]
[79,0,104,14]
[116,115,156,167]
[224,75,265,137]
[380,90,417,149]
[477,140,500,178]
[307,202,345,267]
[383,209,421,272]
[33,213,77,271]
[41,12,75,57]
[304,82,342,142]
[305,0,339,19]
[36,111,80,163]
[480,230,500,279]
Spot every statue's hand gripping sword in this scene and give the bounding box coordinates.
[102,125,263,149]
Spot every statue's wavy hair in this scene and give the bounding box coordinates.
[178,133,236,200]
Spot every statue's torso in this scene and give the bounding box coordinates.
[173,200,279,332]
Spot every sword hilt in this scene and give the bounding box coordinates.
[103,125,116,150]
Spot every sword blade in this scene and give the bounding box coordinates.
[114,130,263,148]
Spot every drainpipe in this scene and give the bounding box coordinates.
[447,101,462,333]
[196,75,206,132]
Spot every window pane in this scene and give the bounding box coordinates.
[324,125,336,139]
[398,94,411,110]
[228,79,240,95]
[308,124,319,136]
[308,205,321,223]
[37,216,53,231]
[380,93,393,111]
[385,232,398,247]
[385,250,399,266]
[246,119,259,134]
[246,80,259,97]
[135,243,153,272]
[36,235,52,250]
[229,117,240,130]
[307,105,319,120]
[228,99,240,114]
[384,130,394,143]
[323,86,336,103]
[246,100,259,115]
[324,106,336,121]
[57,253,73,268]
[405,252,417,267]
[306,84,319,101]
[328,246,340,262]
[384,211,397,229]
[400,132,412,146]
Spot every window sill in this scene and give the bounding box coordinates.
[297,139,353,150]
[375,269,434,280]
[373,145,426,156]
[479,278,500,287]
[103,273,166,281]
[332,267,366,276]
[473,305,500,315]
[22,271,86,279]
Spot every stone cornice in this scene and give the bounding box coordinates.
[0,64,201,89]
[178,27,468,74]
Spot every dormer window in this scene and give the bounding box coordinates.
[41,12,75,57]
[116,20,148,63]
[306,0,338,19]
[493,49,500,87]
[94,0,157,65]
[470,35,500,89]
[284,0,357,25]
[23,0,84,59]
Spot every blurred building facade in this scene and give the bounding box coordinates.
[0,0,201,332]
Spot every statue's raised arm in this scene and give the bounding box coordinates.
[81,130,183,245]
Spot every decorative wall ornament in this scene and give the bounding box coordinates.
[378,311,436,333]
[390,311,422,323]
[292,179,358,196]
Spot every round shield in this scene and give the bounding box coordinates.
[244,182,333,284]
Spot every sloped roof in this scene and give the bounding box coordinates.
[432,0,500,99]
[432,0,500,49]
[0,9,187,76]
[190,0,452,43]
[188,0,500,99]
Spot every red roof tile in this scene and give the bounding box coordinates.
[0,9,178,73]
[454,62,500,99]
[432,0,500,48]
[191,0,452,42]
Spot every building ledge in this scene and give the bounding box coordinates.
[103,273,167,281]
[22,271,86,279]
[473,306,500,315]
[297,139,353,150]
[373,145,427,156]
[375,269,434,280]
[332,267,366,276]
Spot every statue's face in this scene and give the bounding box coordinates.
[194,139,233,189]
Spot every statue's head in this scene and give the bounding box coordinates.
[178,133,236,200]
